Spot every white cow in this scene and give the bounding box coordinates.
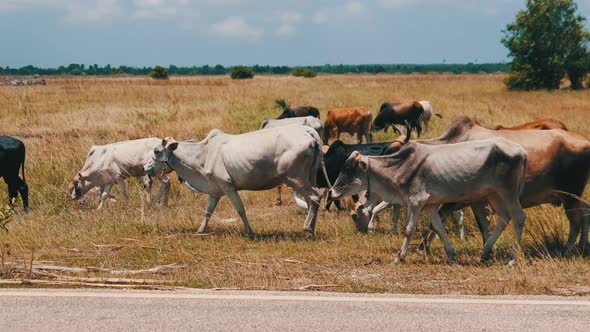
[330,138,527,264]
[143,125,327,238]
[70,138,172,209]
[260,116,325,207]
[418,100,442,133]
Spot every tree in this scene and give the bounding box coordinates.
[502,0,590,90]
[291,67,317,78]
[149,65,169,80]
[230,65,254,79]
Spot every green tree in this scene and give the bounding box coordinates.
[149,65,169,80]
[291,67,317,78]
[230,65,254,79]
[502,0,590,90]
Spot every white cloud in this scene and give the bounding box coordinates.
[65,0,121,21]
[377,0,417,9]
[211,16,263,41]
[133,0,193,18]
[279,11,302,23]
[276,23,295,36]
[313,1,366,25]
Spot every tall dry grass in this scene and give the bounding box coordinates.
[0,74,589,294]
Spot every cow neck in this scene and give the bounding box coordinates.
[169,142,209,187]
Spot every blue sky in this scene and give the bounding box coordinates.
[1,0,590,67]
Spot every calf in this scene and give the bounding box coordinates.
[275,99,320,119]
[0,136,29,213]
[373,101,425,137]
[330,138,527,264]
[323,108,372,144]
[70,138,172,209]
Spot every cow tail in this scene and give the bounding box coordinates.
[434,113,443,119]
[519,155,527,197]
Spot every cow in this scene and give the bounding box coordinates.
[427,116,590,250]
[275,99,320,119]
[69,138,172,209]
[418,100,442,133]
[372,101,425,137]
[323,108,372,144]
[494,118,568,131]
[329,138,528,264]
[143,125,328,238]
[260,116,325,206]
[0,136,29,213]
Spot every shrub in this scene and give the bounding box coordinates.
[149,65,169,80]
[292,67,317,78]
[230,65,254,79]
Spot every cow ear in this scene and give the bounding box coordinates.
[166,142,179,152]
[161,138,167,147]
[358,160,368,172]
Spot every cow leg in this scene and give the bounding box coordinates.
[98,184,113,209]
[291,184,321,238]
[224,190,254,238]
[425,205,456,262]
[276,185,283,205]
[563,197,584,247]
[392,204,401,234]
[9,175,29,213]
[391,125,402,136]
[143,176,153,205]
[116,177,129,200]
[481,195,525,263]
[395,205,422,264]
[471,203,490,246]
[156,176,171,207]
[453,209,466,240]
[5,178,18,209]
[423,119,429,134]
[367,201,391,232]
[415,123,423,138]
[198,195,220,234]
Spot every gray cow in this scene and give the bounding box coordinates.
[260,116,325,206]
[143,125,326,238]
[70,138,172,209]
[330,138,527,265]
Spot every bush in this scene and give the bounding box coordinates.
[230,65,254,79]
[149,65,169,80]
[292,67,317,78]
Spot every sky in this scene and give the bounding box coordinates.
[1,0,590,67]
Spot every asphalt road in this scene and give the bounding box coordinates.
[1,288,589,331]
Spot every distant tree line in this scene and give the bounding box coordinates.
[0,63,510,77]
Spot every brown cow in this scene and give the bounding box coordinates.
[323,108,372,144]
[275,99,320,119]
[429,116,590,250]
[373,101,425,137]
[494,118,568,131]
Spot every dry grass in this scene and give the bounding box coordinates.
[0,74,589,294]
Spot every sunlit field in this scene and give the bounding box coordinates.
[0,74,589,294]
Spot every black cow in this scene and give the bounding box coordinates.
[373,101,424,137]
[0,136,29,213]
[275,99,320,119]
[319,123,411,210]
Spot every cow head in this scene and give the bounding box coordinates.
[69,172,90,200]
[371,103,390,132]
[329,151,369,199]
[144,137,178,177]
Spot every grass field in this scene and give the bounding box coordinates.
[0,74,589,294]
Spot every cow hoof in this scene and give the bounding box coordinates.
[394,257,404,264]
[303,228,315,240]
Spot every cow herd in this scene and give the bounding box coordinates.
[1,99,589,265]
